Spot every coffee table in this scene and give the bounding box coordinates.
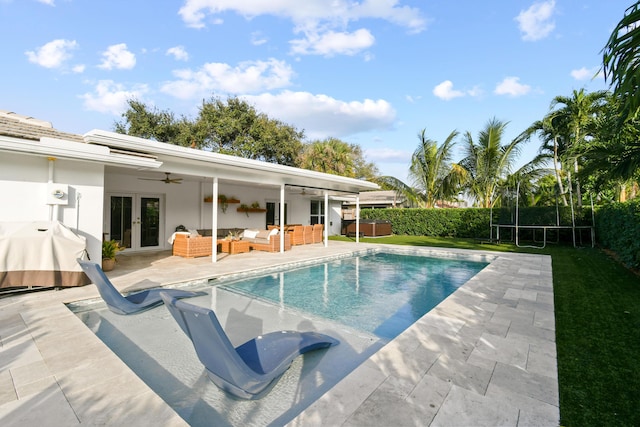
[217,239,250,254]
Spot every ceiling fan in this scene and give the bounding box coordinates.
[289,187,312,196]
[139,172,183,184]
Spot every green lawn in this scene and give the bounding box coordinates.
[330,235,640,426]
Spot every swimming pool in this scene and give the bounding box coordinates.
[71,249,490,426]
[218,252,488,339]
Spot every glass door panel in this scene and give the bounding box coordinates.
[110,196,132,248]
[140,197,160,247]
[266,202,287,227]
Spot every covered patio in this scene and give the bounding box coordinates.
[86,130,379,263]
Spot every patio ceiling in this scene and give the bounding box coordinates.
[86,130,378,196]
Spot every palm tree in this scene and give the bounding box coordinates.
[580,93,640,199]
[549,89,607,206]
[409,129,462,208]
[375,129,464,208]
[522,114,569,206]
[297,138,354,176]
[458,118,526,208]
[603,1,640,123]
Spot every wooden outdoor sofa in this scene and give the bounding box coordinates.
[172,228,291,258]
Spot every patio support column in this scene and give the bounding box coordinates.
[355,195,360,244]
[211,177,219,263]
[280,184,285,253]
[324,192,329,247]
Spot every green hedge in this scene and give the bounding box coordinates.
[360,203,638,267]
[360,206,594,241]
[360,208,492,238]
[595,200,640,268]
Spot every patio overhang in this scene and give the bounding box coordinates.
[84,129,378,195]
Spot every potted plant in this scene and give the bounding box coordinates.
[102,240,124,271]
[238,203,251,217]
[218,194,228,213]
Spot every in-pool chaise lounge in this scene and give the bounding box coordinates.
[160,292,339,399]
[76,259,202,315]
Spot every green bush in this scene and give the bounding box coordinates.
[360,206,594,242]
[595,200,640,268]
[360,208,493,238]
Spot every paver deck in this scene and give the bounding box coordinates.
[0,242,558,426]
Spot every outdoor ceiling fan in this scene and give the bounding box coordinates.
[289,186,309,195]
[139,172,183,184]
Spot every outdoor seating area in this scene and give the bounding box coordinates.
[171,227,294,258]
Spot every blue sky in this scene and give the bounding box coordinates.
[0,0,630,181]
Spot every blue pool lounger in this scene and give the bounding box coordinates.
[160,292,339,399]
[76,259,203,315]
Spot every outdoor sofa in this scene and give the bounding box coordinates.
[171,228,290,258]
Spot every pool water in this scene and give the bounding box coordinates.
[218,252,488,339]
[71,250,489,427]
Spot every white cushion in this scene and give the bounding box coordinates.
[188,229,200,237]
[268,228,279,237]
[256,229,271,239]
[243,229,259,239]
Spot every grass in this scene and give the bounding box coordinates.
[330,235,640,426]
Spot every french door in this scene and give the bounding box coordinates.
[107,193,163,251]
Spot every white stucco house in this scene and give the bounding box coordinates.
[0,111,378,266]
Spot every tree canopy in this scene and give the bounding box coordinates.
[115,97,304,166]
[296,137,378,179]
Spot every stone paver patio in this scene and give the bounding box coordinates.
[0,242,558,426]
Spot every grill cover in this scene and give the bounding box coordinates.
[0,221,90,289]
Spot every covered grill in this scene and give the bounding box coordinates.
[0,221,90,291]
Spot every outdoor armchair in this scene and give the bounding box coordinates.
[76,259,202,315]
[160,292,339,399]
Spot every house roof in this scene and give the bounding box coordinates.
[0,111,84,143]
[0,110,378,195]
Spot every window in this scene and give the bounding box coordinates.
[310,200,325,225]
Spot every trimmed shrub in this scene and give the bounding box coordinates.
[360,208,492,238]
[359,206,594,243]
[595,200,640,268]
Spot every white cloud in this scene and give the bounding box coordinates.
[25,39,78,69]
[178,0,425,56]
[433,80,465,100]
[515,0,556,41]
[80,80,148,115]
[166,46,189,61]
[290,28,375,57]
[161,58,294,99]
[365,147,411,163]
[243,90,396,139]
[467,85,484,97]
[98,43,136,70]
[72,64,86,74]
[36,0,55,5]
[494,76,531,97]
[571,66,603,81]
[179,0,426,30]
[250,31,268,46]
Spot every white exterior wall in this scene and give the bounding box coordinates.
[0,152,105,262]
